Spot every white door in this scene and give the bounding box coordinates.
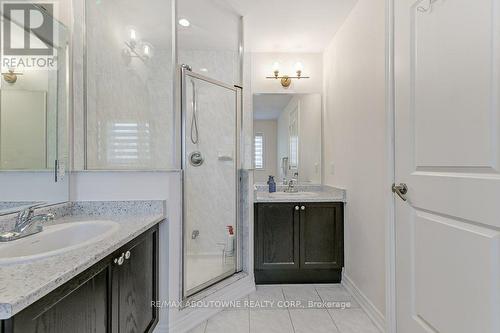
[395,1,500,333]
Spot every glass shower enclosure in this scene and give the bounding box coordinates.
[181,65,242,298]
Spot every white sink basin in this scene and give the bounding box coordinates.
[269,191,319,198]
[0,220,120,264]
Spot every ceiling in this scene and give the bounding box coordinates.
[225,0,358,52]
[177,0,240,50]
[253,94,294,120]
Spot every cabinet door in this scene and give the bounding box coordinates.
[6,262,111,333]
[114,228,158,333]
[255,203,300,270]
[299,202,343,269]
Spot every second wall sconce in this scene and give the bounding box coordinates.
[122,27,154,65]
[266,62,310,88]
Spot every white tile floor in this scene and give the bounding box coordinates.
[188,284,380,333]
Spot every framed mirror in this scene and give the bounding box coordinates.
[253,93,322,184]
[0,5,70,214]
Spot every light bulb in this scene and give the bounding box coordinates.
[178,18,190,27]
[143,44,150,55]
[272,62,280,72]
[129,28,137,41]
[294,62,304,72]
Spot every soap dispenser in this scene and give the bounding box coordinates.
[267,176,276,193]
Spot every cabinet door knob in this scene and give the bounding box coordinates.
[295,206,300,210]
[125,250,131,260]
[116,253,125,265]
[301,206,306,211]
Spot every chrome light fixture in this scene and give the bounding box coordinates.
[266,62,310,88]
[122,27,153,65]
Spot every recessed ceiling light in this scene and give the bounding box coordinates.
[178,18,190,27]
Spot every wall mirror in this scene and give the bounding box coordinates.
[253,93,322,184]
[82,0,174,171]
[0,6,70,214]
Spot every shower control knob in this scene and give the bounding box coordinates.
[295,206,299,210]
[301,206,306,211]
[189,151,204,167]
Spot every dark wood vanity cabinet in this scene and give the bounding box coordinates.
[1,224,159,333]
[255,203,343,284]
[113,227,157,333]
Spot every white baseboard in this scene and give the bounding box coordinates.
[168,274,255,333]
[342,273,386,333]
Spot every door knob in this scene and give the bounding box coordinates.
[392,183,408,201]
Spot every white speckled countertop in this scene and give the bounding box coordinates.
[254,184,346,203]
[0,201,165,320]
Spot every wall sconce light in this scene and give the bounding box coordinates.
[123,27,153,65]
[266,62,310,88]
[1,69,23,84]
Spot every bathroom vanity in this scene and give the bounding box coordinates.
[1,225,158,333]
[0,202,164,333]
[254,186,345,284]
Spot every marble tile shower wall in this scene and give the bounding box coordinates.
[72,0,253,172]
[73,0,174,170]
[179,50,240,86]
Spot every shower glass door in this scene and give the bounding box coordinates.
[182,67,240,298]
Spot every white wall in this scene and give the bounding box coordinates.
[253,120,278,182]
[322,0,388,320]
[252,52,323,93]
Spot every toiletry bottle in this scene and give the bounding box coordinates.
[267,176,276,193]
[226,226,235,255]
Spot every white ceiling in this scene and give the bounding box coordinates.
[225,0,358,52]
[253,94,294,120]
[178,0,240,50]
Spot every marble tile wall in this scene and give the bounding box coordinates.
[74,0,175,170]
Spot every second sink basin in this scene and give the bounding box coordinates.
[269,191,319,198]
[0,220,120,265]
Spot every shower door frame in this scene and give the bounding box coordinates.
[180,65,243,299]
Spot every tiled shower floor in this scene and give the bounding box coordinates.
[188,284,380,333]
[185,254,235,293]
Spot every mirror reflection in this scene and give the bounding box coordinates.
[253,93,322,184]
[0,6,69,214]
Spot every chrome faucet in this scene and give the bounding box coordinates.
[0,205,54,242]
[284,179,298,193]
[15,206,54,234]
